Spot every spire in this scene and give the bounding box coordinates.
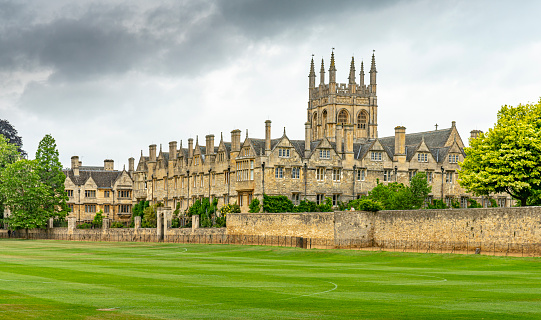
[246,129,249,139]
[140,150,143,157]
[319,58,325,85]
[220,132,223,143]
[349,56,356,85]
[370,50,377,86]
[180,140,183,149]
[309,55,316,89]
[283,127,286,137]
[159,144,162,153]
[360,60,365,87]
[195,135,199,146]
[370,50,376,72]
[329,49,336,83]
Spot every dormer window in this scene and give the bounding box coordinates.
[319,149,330,159]
[278,148,290,158]
[449,154,459,163]
[194,156,199,166]
[370,151,382,161]
[242,148,250,157]
[417,153,429,162]
[218,152,225,162]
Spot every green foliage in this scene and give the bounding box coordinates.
[467,199,482,208]
[35,134,69,219]
[0,159,52,235]
[368,172,431,210]
[248,198,261,213]
[185,198,220,228]
[92,211,103,228]
[142,204,158,228]
[77,222,92,229]
[110,221,125,228]
[293,200,318,213]
[131,200,149,227]
[451,199,460,209]
[263,194,293,213]
[427,199,448,209]
[318,197,333,212]
[0,119,26,157]
[219,202,240,215]
[347,198,383,212]
[488,198,498,208]
[459,98,541,206]
[527,190,541,206]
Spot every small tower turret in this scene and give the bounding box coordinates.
[319,58,325,86]
[369,50,377,93]
[329,50,337,84]
[308,56,316,89]
[359,60,365,88]
[348,56,356,94]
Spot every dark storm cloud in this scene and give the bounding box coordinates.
[0,0,401,82]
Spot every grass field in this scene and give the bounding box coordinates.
[0,240,540,319]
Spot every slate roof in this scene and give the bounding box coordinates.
[64,169,123,188]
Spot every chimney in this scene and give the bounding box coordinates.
[206,134,214,156]
[394,126,406,155]
[344,124,353,154]
[304,122,311,152]
[128,157,134,175]
[265,120,272,153]
[169,141,177,160]
[336,124,343,154]
[470,130,482,141]
[71,156,79,176]
[231,129,241,152]
[149,144,157,162]
[188,138,194,159]
[104,159,114,171]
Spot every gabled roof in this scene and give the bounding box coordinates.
[64,169,123,188]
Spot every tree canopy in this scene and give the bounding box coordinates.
[459,98,541,206]
[369,172,432,210]
[0,119,26,157]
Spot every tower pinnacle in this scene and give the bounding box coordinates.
[309,55,316,89]
[319,58,325,85]
[349,56,356,85]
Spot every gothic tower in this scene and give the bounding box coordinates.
[307,50,378,143]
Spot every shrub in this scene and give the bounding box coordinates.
[293,200,318,213]
[142,205,157,228]
[263,194,293,213]
[317,197,333,212]
[110,221,124,228]
[467,199,482,208]
[427,199,448,209]
[347,198,383,212]
[248,198,261,213]
[92,211,103,228]
[220,202,240,215]
[77,222,92,229]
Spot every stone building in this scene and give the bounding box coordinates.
[133,51,513,213]
[64,156,135,222]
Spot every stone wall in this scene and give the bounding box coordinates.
[227,212,335,239]
[228,207,541,251]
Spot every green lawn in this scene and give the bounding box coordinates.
[0,240,539,319]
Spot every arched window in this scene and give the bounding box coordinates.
[357,111,368,129]
[337,110,349,124]
[322,110,328,134]
[312,112,318,139]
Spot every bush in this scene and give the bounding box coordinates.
[220,202,240,215]
[142,205,157,228]
[263,194,293,213]
[293,200,318,213]
[248,198,261,213]
[92,211,103,228]
[347,198,383,212]
[467,198,482,208]
[110,221,124,228]
[317,197,333,212]
[77,222,92,229]
[427,199,448,209]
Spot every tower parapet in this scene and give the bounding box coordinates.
[307,50,378,143]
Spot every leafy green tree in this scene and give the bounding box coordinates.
[346,198,383,212]
[409,172,432,208]
[0,159,51,238]
[317,197,333,212]
[248,198,261,213]
[0,119,26,157]
[467,199,482,208]
[92,210,103,228]
[35,134,69,219]
[459,99,541,206]
[0,135,20,219]
[293,200,318,213]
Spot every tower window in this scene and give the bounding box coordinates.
[357,111,368,129]
[337,110,349,124]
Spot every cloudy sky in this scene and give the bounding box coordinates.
[1,0,540,168]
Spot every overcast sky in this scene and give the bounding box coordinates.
[1,0,540,169]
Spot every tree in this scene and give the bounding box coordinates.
[35,134,69,219]
[368,173,431,210]
[0,135,21,219]
[0,159,51,238]
[409,172,432,208]
[459,98,541,206]
[248,198,261,213]
[0,119,26,157]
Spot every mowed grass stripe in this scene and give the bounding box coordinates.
[0,240,540,319]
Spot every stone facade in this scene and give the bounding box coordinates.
[133,51,513,213]
[64,156,136,222]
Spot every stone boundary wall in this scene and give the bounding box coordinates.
[374,207,541,245]
[227,212,335,239]
[228,207,541,252]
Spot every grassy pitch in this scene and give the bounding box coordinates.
[0,240,539,319]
